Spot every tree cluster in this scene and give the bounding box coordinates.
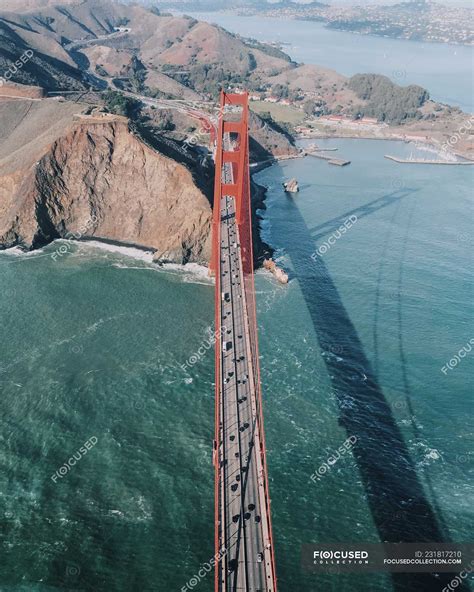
[348,73,429,124]
[104,91,140,118]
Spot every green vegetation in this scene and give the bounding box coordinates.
[162,63,255,97]
[184,16,198,27]
[328,20,406,40]
[271,84,289,99]
[349,74,429,124]
[248,52,257,72]
[127,56,147,93]
[270,84,302,103]
[144,88,177,100]
[104,91,140,118]
[156,112,175,132]
[303,100,316,116]
[303,99,330,117]
[95,64,108,77]
[256,110,295,143]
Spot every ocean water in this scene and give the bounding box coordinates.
[187,12,474,112]
[254,139,474,590]
[0,244,216,591]
[0,139,472,591]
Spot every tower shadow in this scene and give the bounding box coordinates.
[308,190,416,242]
[275,187,468,592]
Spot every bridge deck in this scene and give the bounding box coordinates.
[216,141,275,592]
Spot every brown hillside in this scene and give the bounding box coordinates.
[0,96,212,263]
[0,1,292,95]
[156,21,288,74]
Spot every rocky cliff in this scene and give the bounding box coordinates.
[248,111,299,161]
[0,100,212,263]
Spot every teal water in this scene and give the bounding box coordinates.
[0,246,216,591]
[187,12,474,112]
[254,139,474,590]
[0,139,472,591]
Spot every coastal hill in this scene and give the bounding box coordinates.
[0,0,301,261]
[0,91,213,262]
[0,0,465,129]
[0,83,284,262]
[0,0,472,261]
[0,0,293,96]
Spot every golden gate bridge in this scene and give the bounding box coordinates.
[210,91,277,592]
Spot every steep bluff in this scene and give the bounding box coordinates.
[0,107,212,263]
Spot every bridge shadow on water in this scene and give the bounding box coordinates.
[274,187,467,591]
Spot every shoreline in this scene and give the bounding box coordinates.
[1,238,214,283]
[252,124,474,170]
[249,129,473,279]
[2,134,467,277]
[202,9,473,49]
[294,130,474,163]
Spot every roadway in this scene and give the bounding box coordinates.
[216,138,275,591]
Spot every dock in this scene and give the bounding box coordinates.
[385,154,474,165]
[328,158,351,166]
[308,152,351,166]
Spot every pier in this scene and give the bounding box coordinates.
[308,152,351,166]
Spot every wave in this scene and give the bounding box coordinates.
[162,262,213,285]
[74,240,155,263]
[1,239,210,286]
[0,246,45,257]
[111,261,213,285]
[51,240,213,285]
